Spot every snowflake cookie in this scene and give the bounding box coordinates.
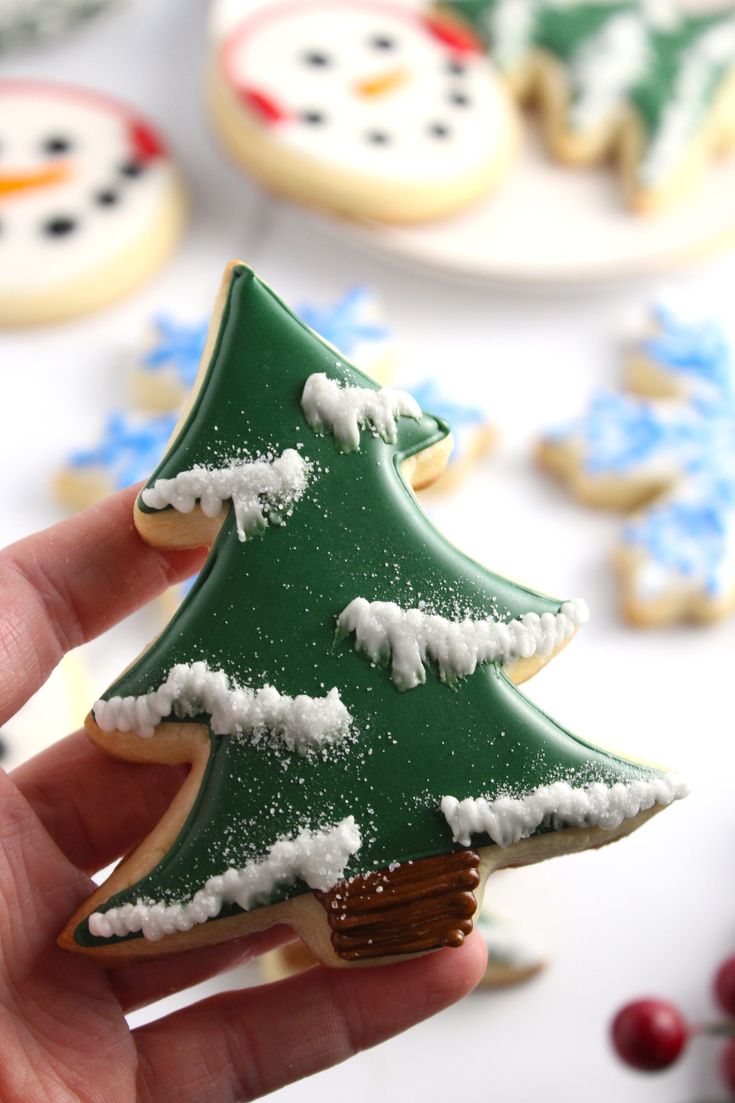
[540,296,735,624]
[59,263,684,968]
[440,0,735,211]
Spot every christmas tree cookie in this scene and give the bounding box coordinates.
[439,0,735,211]
[208,1,517,223]
[61,263,686,967]
[0,81,184,325]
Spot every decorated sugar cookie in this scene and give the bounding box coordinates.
[209,2,517,223]
[410,379,494,491]
[440,0,735,211]
[60,263,685,967]
[540,297,735,624]
[56,410,177,512]
[298,286,396,386]
[131,316,210,413]
[0,81,185,325]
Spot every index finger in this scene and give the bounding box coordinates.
[0,486,205,725]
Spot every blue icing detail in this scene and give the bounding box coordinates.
[410,379,487,461]
[297,287,389,358]
[68,411,177,490]
[143,315,209,391]
[644,303,734,399]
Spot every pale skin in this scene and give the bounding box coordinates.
[0,485,486,1103]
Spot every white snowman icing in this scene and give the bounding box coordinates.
[0,82,178,295]
[219,1,509,184]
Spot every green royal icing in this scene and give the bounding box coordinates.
[76,265,667,948]
[443,0,735,188]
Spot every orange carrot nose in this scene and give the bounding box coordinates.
[0,163,70,198]
[355,68,407,97]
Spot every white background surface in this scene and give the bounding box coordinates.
[1,2,735,1101]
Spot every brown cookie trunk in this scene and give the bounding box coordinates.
[315,850,480,961]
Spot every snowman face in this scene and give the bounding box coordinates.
[0,82,177,295]
[220,2,507,183]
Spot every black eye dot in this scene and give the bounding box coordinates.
[449,90,470,107]
[95,189,119,207]
[118,159,145,178]
[42,135,72,155]
[43,216,77,236]
[428,122,451,139]
[366,129,390,145]
[369,33,395,49]
[302,50,330,67]
[447,58,466,76]
[301,110,326,125]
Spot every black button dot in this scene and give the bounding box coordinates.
[118,160,145,178]
[43,216,77,236]
[95,189,119,207]
[302,50,330,67]
[301,110,326,125]
[428,122,451,139]
[366,130,390,145]
[447,58,466,76]
[449,90,470,107]
[42,135,72,155]
[369,33,395,50]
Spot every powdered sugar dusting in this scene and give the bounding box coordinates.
[301,372,421,452]
[337,598,589,690]
[88,817,362,941]
[93,661,352,749]
[141,447,309,540]
[441,773,688,847]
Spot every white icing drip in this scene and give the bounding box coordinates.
[301,373,420,452]
[488,0,537,66]
[93,661,352,749]
[441,773,688,847]
[639,21,735,184]
[88,817,362,941]
[568,13,650,131]
[141,448,309,541]
[337,598,589,690]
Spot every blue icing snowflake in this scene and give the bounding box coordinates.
[545,303,735,610]
[297,287,389,358]
[142,316,209,390]
[69,411,177,490]
[409,379,488,461]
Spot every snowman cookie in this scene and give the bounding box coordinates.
[0,81,185,325]
[208,1,517,223]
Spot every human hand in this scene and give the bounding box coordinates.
[1,487,486,1102]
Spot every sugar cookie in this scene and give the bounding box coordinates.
[410,379,494,491]
[440,0,735,211]
[0,81,185,325]
[208,2,518,223]
[60,263,685,967]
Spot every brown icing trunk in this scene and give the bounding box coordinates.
[315,850,481,961]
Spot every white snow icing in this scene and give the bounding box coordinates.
[301,372,421,452]
[441,773,688,848]
[336,598,589,691]
[93,661,352,749]
[141,448,309,541]
[88,817,362,942]
[567,13,650,131]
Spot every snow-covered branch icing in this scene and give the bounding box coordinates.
[141,448,309,541]
[336,598,589,691]
[93,661,352,750]
[301,372,421,452]
[88,817,362,942]
[441,774,688,847]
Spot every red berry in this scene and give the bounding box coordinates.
[716,958,735,1018]
[722,1040,735,1095]
[611,999,688,1071]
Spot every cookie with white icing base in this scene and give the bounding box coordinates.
[440,0,735,212]
[0,81,185,325]
[540,297,735,625]
[207,2,518,223]
[60,262,685,968]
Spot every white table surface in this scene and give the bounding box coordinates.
[1,3,734,1101]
